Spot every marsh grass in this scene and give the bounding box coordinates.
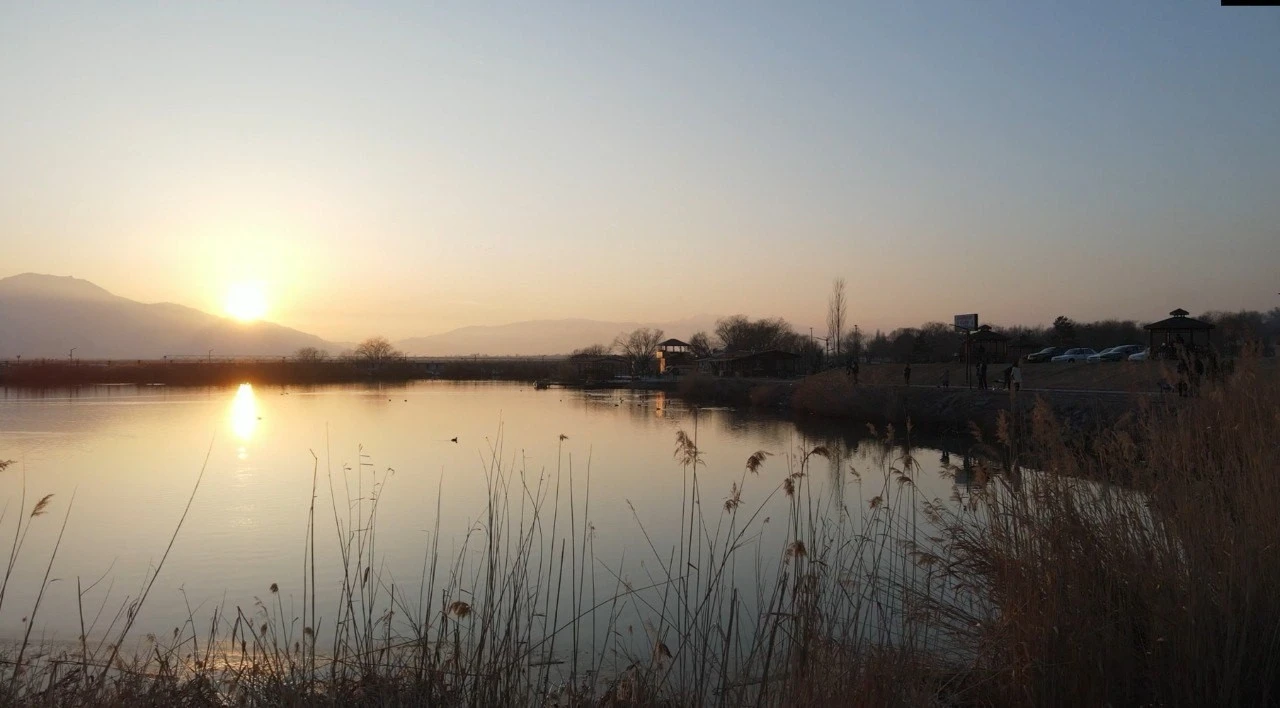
[0,354,1276,706]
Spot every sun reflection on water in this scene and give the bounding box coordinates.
[230,383,258,445]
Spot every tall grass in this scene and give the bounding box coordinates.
[0,354,1276,706]
[922,353,1280,706]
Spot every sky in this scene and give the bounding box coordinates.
[2,1,1278,341]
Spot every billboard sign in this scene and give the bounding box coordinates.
[954,313,978,331]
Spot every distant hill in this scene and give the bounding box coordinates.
[0,273,340,359]
[397,316,724,356]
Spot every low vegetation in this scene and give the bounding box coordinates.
[0,356,1275,706]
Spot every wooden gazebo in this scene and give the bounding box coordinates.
[967,325,1010,362]
[1144,308,1214,357]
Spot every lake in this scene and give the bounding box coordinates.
[0,381,970,663]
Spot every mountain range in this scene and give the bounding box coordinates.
[0,273,723,358]
[0,273,340,359]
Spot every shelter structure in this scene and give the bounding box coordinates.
[1144,309,1214,357]
[967,325,1010,362]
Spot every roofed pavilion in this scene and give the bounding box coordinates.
[968,325,1010,362]
[1144,308,1214,355]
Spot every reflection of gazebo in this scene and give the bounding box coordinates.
[1144,309,1214,356]
[967,325,1010,362]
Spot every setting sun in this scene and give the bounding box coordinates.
[225,282,269,322]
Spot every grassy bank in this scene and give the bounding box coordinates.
[0,356,1276,705]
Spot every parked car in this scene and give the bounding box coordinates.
[1051,348,1097,363]
[1088,344,1146,363]
[1025,346,1067,363]
[1128,348,1150,361]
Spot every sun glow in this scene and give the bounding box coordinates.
[225,282,269,322]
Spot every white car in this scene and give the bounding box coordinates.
[1128,348,1150,361]
[1051,348,1097,363]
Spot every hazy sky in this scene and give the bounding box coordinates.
[2,1,1277,340]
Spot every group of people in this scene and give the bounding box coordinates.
[845,356,1021,393]
[937,358,1021,392]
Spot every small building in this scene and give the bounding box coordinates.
[697,350,802,378]
[1144,309,1214,357]
[656,338,696,376]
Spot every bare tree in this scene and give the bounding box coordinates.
[570,343,613,358]
[612,327,664,375]
[827,277,847,359]
[354,336,402,363]
[688,331,714,358]
[294,346,329,363]
[715,315,795,353]
[841,328,864,361]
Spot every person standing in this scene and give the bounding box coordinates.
[977,361,988,390]
[941,369,950,389]
[903,362,912,386]
[1011,362,1022,393]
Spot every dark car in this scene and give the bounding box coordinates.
[1088,344,1146,362]
[1025,346,1067,363]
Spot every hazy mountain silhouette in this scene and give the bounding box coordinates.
[0,273,339,359]
[396,316,724,356]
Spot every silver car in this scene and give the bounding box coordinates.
[1051,348,1097,363]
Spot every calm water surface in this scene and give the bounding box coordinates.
[0,382,969,646]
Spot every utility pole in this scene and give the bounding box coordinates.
[68,347,76,363]
[208,349,213,364]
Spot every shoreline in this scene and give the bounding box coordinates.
[6,359,1268,439]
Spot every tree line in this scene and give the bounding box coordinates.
[313,301,1280,372]
[859,308,1280,363]
[568,316,828,376]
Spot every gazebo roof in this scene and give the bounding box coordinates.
[968,325,1009,342]
[1144,309,1215,332]
[658,338,691,347]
